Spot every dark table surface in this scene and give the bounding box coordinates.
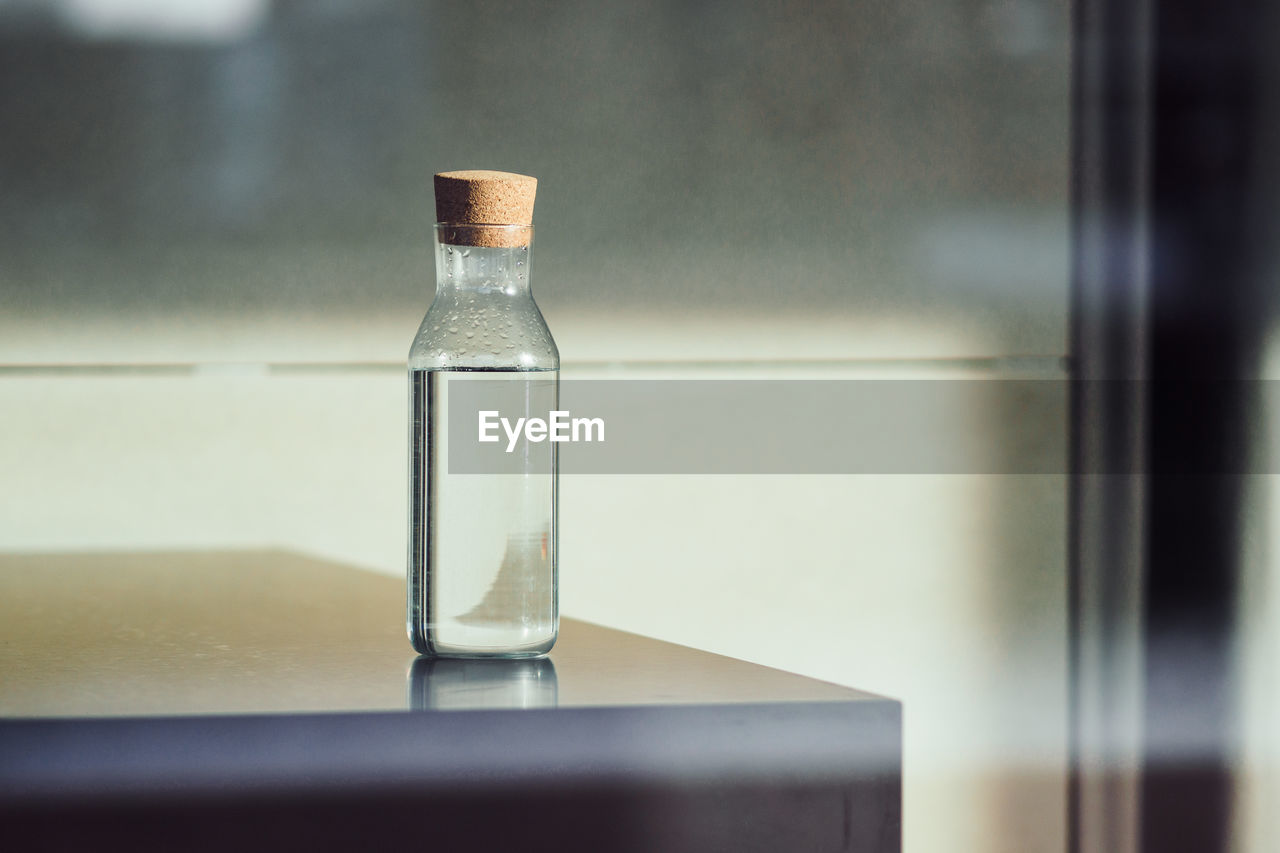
[0,550,901,852]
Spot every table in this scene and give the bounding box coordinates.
[0,550,900,852]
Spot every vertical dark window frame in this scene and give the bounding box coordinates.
[1070,1,1278,852]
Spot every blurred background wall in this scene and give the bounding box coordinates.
[0,0,1068,362]
[0,2,1071,852]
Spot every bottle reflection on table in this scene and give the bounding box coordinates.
[407,656,558,711]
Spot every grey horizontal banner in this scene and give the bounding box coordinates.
[441,379,1276,474]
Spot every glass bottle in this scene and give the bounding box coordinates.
[407,210,558,658]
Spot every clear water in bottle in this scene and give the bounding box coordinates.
[408,366,557,656]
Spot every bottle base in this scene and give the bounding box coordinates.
[408,627,557,659]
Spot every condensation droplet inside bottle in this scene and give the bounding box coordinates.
[465,331,475,338]
[448,327,458,333]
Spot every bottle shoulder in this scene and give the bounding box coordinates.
[409,295,558,370]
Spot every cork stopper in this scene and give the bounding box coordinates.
[434,170,537,248]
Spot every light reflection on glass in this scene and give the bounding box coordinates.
[56,0,268,43]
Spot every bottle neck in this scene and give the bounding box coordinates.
[433,224,534,301]
[434,242,533,299]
